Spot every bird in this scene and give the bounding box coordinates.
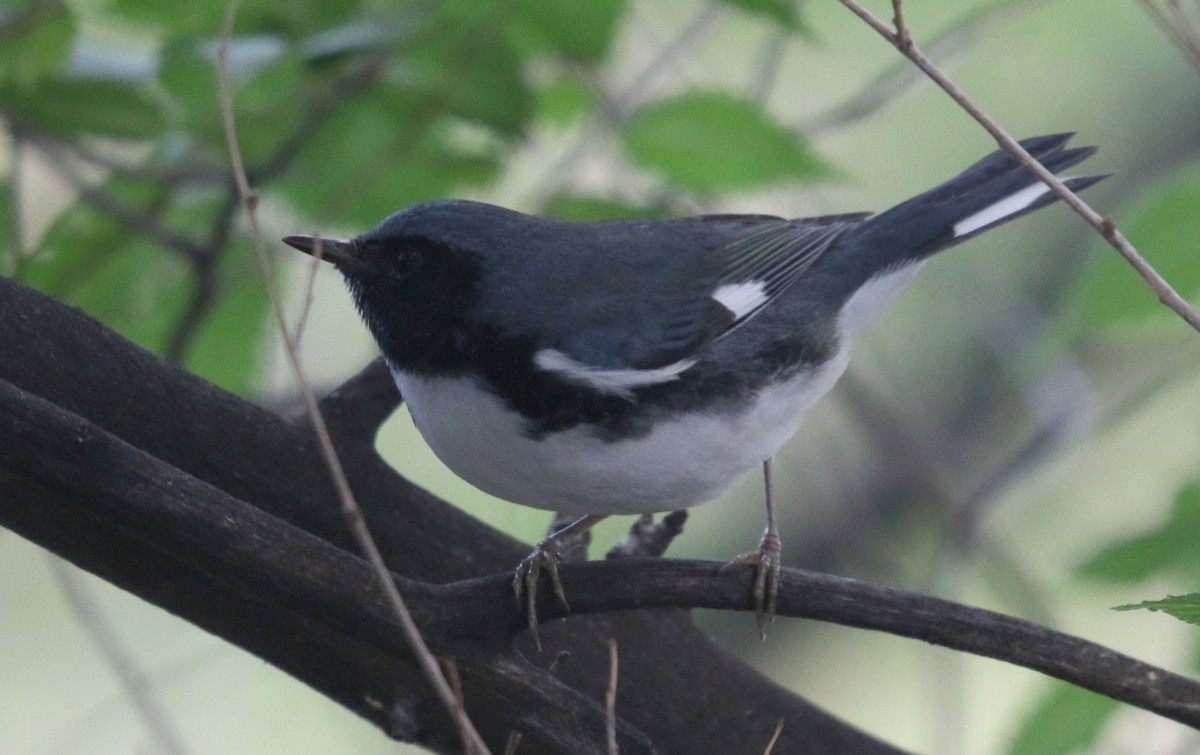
[283,133,1102,639]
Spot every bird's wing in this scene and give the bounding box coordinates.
[531,215,861,397]
[705,215,864,335]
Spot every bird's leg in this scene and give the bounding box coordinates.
[514,513,608,648]
[721,458,781,638]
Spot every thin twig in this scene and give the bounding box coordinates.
[49,558,191,755]
[606,638,620,755]
[1136,0,1200,75]
[762,718,785,755]
[837,0,1200,335]
[891,0,910,47]
[214,2,490,753]
[805,0,1043,134]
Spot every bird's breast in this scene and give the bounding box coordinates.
[391,348,849,515]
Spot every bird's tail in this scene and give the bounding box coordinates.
[834,133,1103,281]
[821,133,1104,335]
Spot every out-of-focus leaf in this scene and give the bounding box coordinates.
[158,38,220,129]
[160,40,307,163]
[108,0,226,36]
[621,91,826,194]
[0,77,166,139]
[719,0,804,31]
[402,31,533,138]
[544,196,667,221]
[536,76,593,128]
[22,179,243,358]
[109,0,356,37]
[1074,162,1200,328]
[1078,481,1200,582]
[184,247,269,396]
[1006,683,1117,755]
[226,50,307,162]
[0,1,74,83]
[286,93,500,227]
[22,176,158,298]
[300,18,412,64]
[0,180,13,275]
[511,0,625,61]
[1115,593,1200,628]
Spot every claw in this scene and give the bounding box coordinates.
[512,514,608,651]
[722,527,782,638]
[513,539,572,650]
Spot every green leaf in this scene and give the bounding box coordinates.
[184,248,269,396]
[511,0,626,61]
[1006,683,1117,755]
[402,31,534,138]
[543,196,668,221]
[1078,481,1200,582]
[160,40,308,164]
[22,176,158,297]
[108,0,358,37]
[0,0,74,84]
[1115,593,1200,627]
[536,76,593,128]
[0,180,13,275]
[285,93,501,227]
[719,0,804,31]
[0,77,166,139]
[621,91,826,194]
[1074,162,1200,328]
[108,0,227,36]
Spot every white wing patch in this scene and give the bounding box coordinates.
[712,280,769,320]
[533,348,695,400]
[953,182,1052,238]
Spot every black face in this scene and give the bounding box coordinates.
[339,233,486,375]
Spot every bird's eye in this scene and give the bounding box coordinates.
[393,247,423,278]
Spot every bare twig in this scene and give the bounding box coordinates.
[806,0,1044,135]
[49,558,191,755]
[606,638,620,755]
[214,2,490,753]
[837,0,1200,335]
[1137,0,1200,75]
[762,719,785,755]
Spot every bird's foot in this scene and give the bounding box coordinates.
[721,527,782,639]
[513,537,572,650]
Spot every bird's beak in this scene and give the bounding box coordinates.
[281,235,368,272]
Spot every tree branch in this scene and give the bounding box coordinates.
[837,0,1200,335]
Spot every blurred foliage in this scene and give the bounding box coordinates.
[1006,683,1119,755]
[621,90,828,193]
[1079,481,1200,583]
[0,0,830,395]
[1074,161,1200,329]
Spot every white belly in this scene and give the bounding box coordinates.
[393,348,849,515]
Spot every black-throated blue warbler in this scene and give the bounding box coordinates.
[283,133,1101,636]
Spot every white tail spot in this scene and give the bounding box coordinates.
[953,182,1052,238]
